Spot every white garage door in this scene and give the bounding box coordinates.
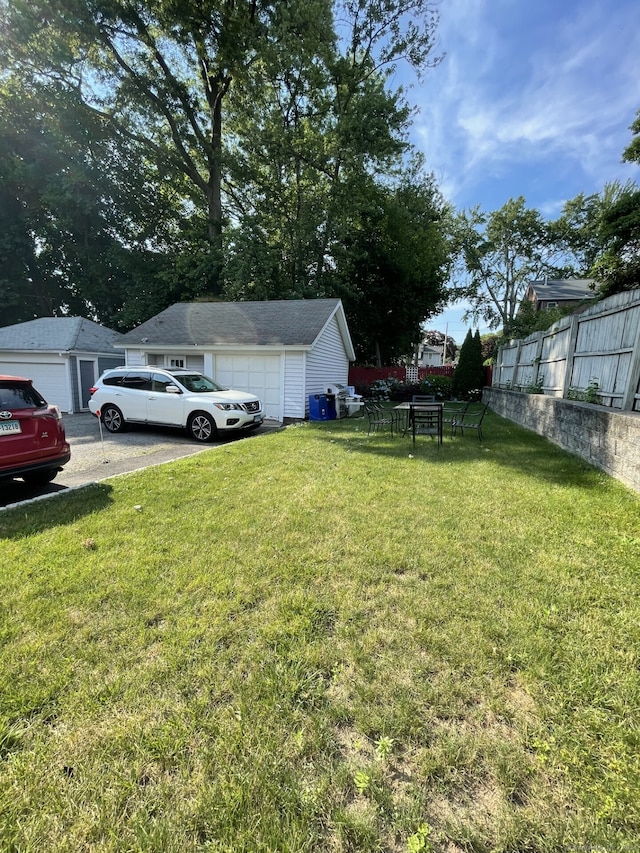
[0,360,71,412]
[214,354,282,421]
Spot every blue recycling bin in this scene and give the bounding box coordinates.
[309,394,336,421]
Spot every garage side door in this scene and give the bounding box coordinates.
[0,360,70,412]
[214,355,282,421]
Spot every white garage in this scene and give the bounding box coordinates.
[0,318,125,413]
[0,358,69,410]
[118,299,355,423]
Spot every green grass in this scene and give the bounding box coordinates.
[1,410,639,852]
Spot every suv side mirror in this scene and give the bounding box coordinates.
[166,385,182,394]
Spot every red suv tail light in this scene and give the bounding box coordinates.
[88,386,98,396]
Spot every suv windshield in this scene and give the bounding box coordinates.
[0,382,47,409]
[177,374,228,393]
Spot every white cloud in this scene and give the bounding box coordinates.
[409,0,640,210]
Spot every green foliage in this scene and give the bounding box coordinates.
[589,188,640,297]
[480,332,500,364]
[342,173,452,364]
[552,180,640,299]
[452,329,485,400]
[357,375,453,401]
[0,0,447,351]
[407,823,433,852]
[523,373,544,394]
[623,107,640,164]
[505,299,577,344]
[567,378,600,404]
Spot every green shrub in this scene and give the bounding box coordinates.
[452,330,485,400]
[357,376,454,402]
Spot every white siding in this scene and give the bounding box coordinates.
[125,349,146,367]
[283,352,306,419]
[305,315,349,400]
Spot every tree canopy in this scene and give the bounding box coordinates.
[0,0,451,362]
[450,197,565,335]
[623,108,640,165]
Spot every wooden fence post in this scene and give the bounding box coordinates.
[622,322,640,411]
[512,340,523,389]
[561,314,580,399]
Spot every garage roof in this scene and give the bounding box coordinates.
[0,317,125,353]
[119,298,355,358]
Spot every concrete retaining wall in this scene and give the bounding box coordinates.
[484,387,640,494]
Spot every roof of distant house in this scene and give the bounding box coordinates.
[0,317,125,352]
[526,279,595,301]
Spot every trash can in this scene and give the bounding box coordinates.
[309,394,336,421]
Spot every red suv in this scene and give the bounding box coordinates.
[0,375,71,485]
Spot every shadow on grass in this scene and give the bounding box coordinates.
[0,483,114,540]
[309,409,610,491]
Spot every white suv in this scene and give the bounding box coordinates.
[89,368,263,441]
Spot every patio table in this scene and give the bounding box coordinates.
[394,402,443,444]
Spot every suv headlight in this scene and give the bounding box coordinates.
[214,403,240,411]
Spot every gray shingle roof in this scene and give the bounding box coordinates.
[0,317,125,352]
[528,279,595,301]
[118,299,345,347]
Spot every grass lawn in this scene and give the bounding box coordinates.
[1,409,639,852]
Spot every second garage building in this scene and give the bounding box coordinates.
[116,298,356,422]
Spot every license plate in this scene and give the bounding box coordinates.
[0,420,21,434]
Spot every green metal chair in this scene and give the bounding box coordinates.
[451,403,488,440]
[363,401,395,435]
[442,401,468,436]
[407,403,443,445]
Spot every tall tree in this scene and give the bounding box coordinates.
[451,197,564,335]
[2,0,325,296]
[2,0,442,308]
[551,181,637,275]
[0,72,192,328]
[341,170,451,365]
[222,0,442,298]
[551,181,640,299]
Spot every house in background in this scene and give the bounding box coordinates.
[0,317,125,412]
[416,343,443,367]
[524,279,595,312]
[116,298,355,422]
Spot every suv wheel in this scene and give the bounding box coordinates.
[102,404,125,433]
[22,469,58,486]
[188,412,217,442]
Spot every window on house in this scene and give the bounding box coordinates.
[167,357,185,368]
[546,302,558,310]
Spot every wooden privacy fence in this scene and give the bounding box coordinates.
[493,289,640,411]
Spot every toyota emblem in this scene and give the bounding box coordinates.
[0,411,13,420]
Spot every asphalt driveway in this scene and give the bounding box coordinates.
[1,413,280,509]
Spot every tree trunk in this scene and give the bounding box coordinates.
[207,74,229,252]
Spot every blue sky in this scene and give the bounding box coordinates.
[396,0,640,342]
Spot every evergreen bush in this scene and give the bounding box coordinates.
[452,330,486,400]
